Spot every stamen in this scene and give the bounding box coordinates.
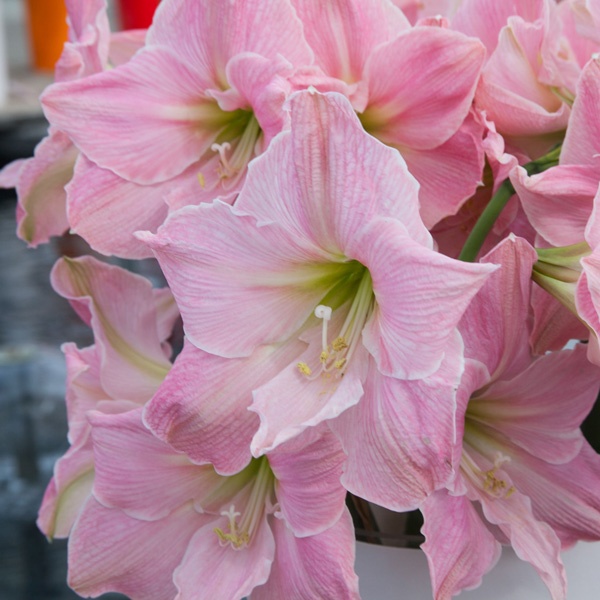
[211,142,233,176]
[197,173,206,188]
[320,350,330,364]
[332,337,347,352]
[297,362,312,376]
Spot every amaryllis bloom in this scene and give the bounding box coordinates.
[290,0,487,228]
[40,0,315,257]
[38,256,178,539]
[421,236,600,600]
[68,408,358,600]
[140,90,495,505]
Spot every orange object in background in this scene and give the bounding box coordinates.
[26,0,68,71]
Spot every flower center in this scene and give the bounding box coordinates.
[213,456,274,550]
[462,449,516,499]
[209,114,261,189]
[297,269,374,380]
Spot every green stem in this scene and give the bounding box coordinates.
[458,145,562,263]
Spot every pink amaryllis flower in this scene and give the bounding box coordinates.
[290,0,487,228]
[421,236,600,600]
[67,408,358,600]
[40,0,315,257]
[140,90,495,507]
[38,256,178,539]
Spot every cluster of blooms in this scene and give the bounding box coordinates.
[4,0,600,598]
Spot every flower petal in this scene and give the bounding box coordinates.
[251,509,360,600]
[421,490,501,599]
[144,337,304,475]
[51,257,171,401]
[355,218,496,379]
[68,497,207,600]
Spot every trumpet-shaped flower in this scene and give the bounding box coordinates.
[37,256,178,539]
[421,236,600,599]
[140,90,495,507]
[67,408,358,600]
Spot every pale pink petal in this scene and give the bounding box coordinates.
[62,343,104,442]
[42,47,223,184]
[152,287,179,346]
[37,433,94,540]
[148,0,313,76]
[561,55,600,168]
[475,19,570,137]
[507,442,600,547]
[268,428,347,537]
[289,0,409,83]
[144,338,304,475]
[174,515,275,600]
[251,510,359,600]
[459,236,538,381]
[400,118,485,228]
[579,254,600,343]
[421,491,501,598]
[250,327,367,456]
[466,462,567,599]
[363,27,485,150]
[14,130,77,247]
[355,219,496,379]
[66,156,169,259]
[139,201,336,359]
[330,336,461,511]
[585,185,600,249]
[236,90,431,251]
[68,497,207,600]
[558,0,600,69]
[511,164,598,247]
[0,158,25,188]
[571,0,600,45]
[51,257,171,401]
[471,345,598,464]
[89,409,223,520]
[452,0,546,55]
[109,29,146,66]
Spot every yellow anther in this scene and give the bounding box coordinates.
[320,351,330,364]
[297,362,312,376]
[506,486,516,498]
[214,527,249,548]
[197,172,206,188]
[332,337,348,352]
[334,358,347,370]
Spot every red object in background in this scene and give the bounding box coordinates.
[117,0,161,30]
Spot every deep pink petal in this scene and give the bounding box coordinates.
[0,158,25,188]
[421,491,501,598]
[507,442,600,547]
[66,156,169,259]
[251,510,359,600]
[144,338,304,475]
[561,56,600,169]
[42,47,223,184]
[363,27,485,150]
[330,336,461,511]
[355,219,496,379]
[51,257,171,401]
[289,0,409,83]
[90,409,223,520]
[459,235,537,381]
[13,130,77,247]
[174,515,275,600]
[471,345,599,464]
[511,165,598,247]
[400,118,485,229]
[68,497,207,600]
[268,428,347,537]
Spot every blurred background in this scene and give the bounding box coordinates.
[0,1,599,599]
